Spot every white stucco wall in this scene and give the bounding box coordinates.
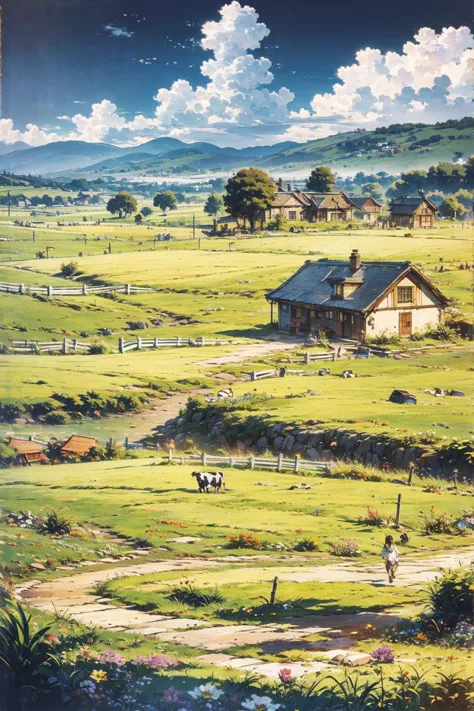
[367,307,440,336]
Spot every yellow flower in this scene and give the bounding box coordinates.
[90,669,107,682]
[416,633,427,641]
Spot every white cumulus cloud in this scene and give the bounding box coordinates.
[307,26,474,127]
[104,24,134,38]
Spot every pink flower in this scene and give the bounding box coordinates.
[45,634,59,645]
[278,668,293,684]
[132,653,174,670]
[97,648,126,666]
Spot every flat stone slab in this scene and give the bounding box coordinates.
[167,537,202,544]
[240,661,333,680]
[136,617,208,631]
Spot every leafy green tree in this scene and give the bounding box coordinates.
[141,206,153,218]
[41,194,53,207]
[153,190,178,214]
[427,161,465,189]
[463,155,474,187]
[106,191,137,218]
[209,177,226,192]
[204,193,224,218]
[361,182,384,200]
[134,213,143,224]
[224,168,276,230]
[68,178,89,191]
[305,166,336,192]
[440,196,467,220]
[454,189,473,211]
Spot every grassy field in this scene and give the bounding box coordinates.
[1,459,472,571]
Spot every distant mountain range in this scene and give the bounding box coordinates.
[0,118,471,178]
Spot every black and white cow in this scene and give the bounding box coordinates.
[192,471,225,493]
[217,388,233,400]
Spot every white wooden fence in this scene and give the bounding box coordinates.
[119,336,229,353]
[0,281,153,297]
[168,449,331,473]
[10,338,92,354]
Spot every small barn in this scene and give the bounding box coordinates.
[349,196,383,222]
[389,197,437,229]
[267,249,448,341]
[8,438,49,466]
[60,435,98,457]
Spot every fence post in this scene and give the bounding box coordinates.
[47,285,53,297]
[125,284,131,295]
[277,452,283,472]
[19,283,24,295]
[251,372,256,382]
[118,337,124,354]
[62,338,68,355]
[201,452,207,466]
[125,436,129,449]
[229,456,233,467]
[73,339,78,353]
[249,455,255,469]
[154,337,159,349]
[168,448,173,463]
[395,494,402,527]
[82,283,88,295]
[136,336,142,350]
[269,576,278,608]
[407,463,414,486]
[201,336,205,347]
[304,352,309,365]
[294,456,299,472]
[177,337,181,347]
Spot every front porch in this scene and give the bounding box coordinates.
[273,302,364,342]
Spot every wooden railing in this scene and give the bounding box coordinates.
[10,338,92,354]
[118,336,229,353]
[168,449,331,473]
[0,281,153,296]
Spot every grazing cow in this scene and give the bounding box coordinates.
[217,388,233,400]
[192,471,225,493]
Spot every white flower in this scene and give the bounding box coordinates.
[189,684,224,701]
[241,695,281,711]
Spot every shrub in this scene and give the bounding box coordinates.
[37,510,73,535]
[43,411,68,425]
[167,582,224,607]
[426,566,474,628]
[423,506,457,534]
[0,403,24,422]
[329,539,361,557]
[60,260,79,277]
[29,400,56,419]
[89,339,107,355]
[227,533,263,550]
[293,537,318,552]
[365,330,401,346]
[358,507,387,527]
[371,645,395,663]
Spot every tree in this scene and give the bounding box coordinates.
[153,190,178,214]
[53,195,66,206]
[439,195,467,220]
[69,178,89,192]
[306,166,336,193]
[141,206,153,218]
[454,189,474,211]
[41,194,53,207]
[224,168,276,230]
[463,155,474,187]
[204,193,224,218]
[209,177,226,192]
[134,213,143,224]
[106,191,137,218]
[60,260,79,277]
[361,182,384,200]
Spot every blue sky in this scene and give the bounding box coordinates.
[2,0,473,147]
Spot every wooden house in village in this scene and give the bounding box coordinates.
[60,435,98,457]
[262,190,356,223]
[267,249,448,341]
[8,438,49,465]
[349,196,383,222]
[389,196,437,229]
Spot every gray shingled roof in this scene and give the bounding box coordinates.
[266,260,412,313]
[389,197,437,215]
[350,196,383,209]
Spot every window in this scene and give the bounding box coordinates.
[288,211,297,220]
[397,286,414,303]
[295,307,303,318]
[335,284,343,298]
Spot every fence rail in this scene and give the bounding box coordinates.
[0,281,153,297]
[168,449,331,473]
[10,337,92,354]
[119,336,229,353]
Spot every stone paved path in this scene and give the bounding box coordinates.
[17,546,474,680]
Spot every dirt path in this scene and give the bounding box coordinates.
[17,545,474,678]
[193,338,303,366]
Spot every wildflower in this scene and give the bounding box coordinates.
[278,668,293,684]
[189,684,223,701]
[416,633,427,642]
[97,648,126,666]
[45,634,60,645]
[163,687,183,704]
[371,646,395,664]
[241,694,281,711]
[90,669,108,682]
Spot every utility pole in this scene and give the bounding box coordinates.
[7,191,10,217]
[192,212,196,240]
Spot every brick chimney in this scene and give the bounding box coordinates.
[350,249,361,270]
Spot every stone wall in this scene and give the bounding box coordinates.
[160,401,442,471]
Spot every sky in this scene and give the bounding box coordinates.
[1,0,473,148]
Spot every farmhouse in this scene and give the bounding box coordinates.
[263,190,356,223]
[267,250,448,341]
[8,438,49,466]
[349,196,383,222]
[389,196,437,229]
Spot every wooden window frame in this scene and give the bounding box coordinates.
[397,286,414,304]
[288,210,297,221]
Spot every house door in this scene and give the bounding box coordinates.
[399,312,412,336]
[342,313,352,338]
